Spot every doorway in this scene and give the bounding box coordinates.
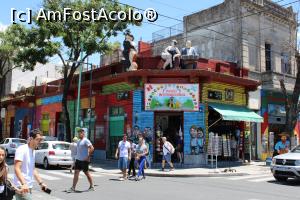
[154,112,183,162]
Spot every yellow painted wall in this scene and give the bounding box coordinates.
[202,82,246,106]
[80,97,95,109]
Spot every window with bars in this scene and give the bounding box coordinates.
[265,43,271,71]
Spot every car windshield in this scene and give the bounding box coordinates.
[52,143,69,150]
[12,139,27,144]
[291,146,300,153]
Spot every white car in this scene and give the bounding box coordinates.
[271,145,300,182]
[0,138,27,157]
[35,141,72,169]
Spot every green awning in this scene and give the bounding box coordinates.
[209,103,263,123]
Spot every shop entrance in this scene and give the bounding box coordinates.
[154,112,183,163]
[208,107,243,161]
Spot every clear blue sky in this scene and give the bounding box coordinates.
[0,0,298,65]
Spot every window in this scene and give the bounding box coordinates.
[52,143,69,150]
[281,52,291,74]
[4,139,9,144]
[248,38,257,69]
[265,43,271,71]
[12,139,26,144]
[109,107,124,116]
[38,143,48,150]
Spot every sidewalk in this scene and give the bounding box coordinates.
[89,160,271,177]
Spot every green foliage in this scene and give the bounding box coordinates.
[0,24,50,78]
[33,0,140,63]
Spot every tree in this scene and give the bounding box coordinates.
[280,51,300,136]
[32,0,140,142]
[0,24,52,139]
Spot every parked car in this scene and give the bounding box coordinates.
[271,145,300,182]
[42,136,57,141]
[0,138,27,157]
[35,141,72,169]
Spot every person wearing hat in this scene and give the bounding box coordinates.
[274,133,290,156]
[68,128,94,192]
[69,136,79,174]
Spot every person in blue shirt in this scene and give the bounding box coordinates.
[275,135,290,155]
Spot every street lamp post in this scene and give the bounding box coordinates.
[88,62,93,141]
[75,43,84,129]
[67,59,95,141]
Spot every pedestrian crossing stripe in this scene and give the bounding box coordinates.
[8,173,60,181]
[8,172,107,182]
[45,171,83,178]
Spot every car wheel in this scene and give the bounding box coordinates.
[274,175,288,182]
[43,158,50,169]
[6,150,9,158]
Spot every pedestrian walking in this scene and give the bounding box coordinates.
[135,137,148,181]
[127,138,136,178]
[68,128,95,192]
[69,137,78,174]
[115,135,131,181]
[13,129,48,200]
[161,137,175,171]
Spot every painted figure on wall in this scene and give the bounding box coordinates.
[122,31,138,71]
[190,126,198,155]
[161,40,181,70]
[197,127,204,154]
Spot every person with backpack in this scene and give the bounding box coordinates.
[161,137,175,171]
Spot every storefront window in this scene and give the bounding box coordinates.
[110,107,124,116]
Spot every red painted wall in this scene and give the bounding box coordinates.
[94,91,133,150]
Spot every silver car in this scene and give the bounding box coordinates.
[35,141,72,169]
[0,138,27,157]
[271,145,300,181]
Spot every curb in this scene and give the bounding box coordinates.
[145,172,249,178]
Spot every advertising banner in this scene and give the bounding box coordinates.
[145,84,199,111]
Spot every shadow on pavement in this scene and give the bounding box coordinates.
[267,179,300,186]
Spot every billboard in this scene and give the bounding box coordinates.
[145,84,199,111]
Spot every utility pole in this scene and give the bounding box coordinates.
[75,42,84,128]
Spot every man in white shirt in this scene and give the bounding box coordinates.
[115,135,131,181]
[13,129,47,200]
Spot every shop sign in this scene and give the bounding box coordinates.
[40,95,63,106]
[145,84,199,111]
[116,91,129,100]
[208,90,222,100]
[248,88,261,110]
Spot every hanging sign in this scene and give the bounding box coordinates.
[145,84,199,111]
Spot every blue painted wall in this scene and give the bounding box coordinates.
[132,90,154,130]
[14,108,34,137]
[183,103,206,154]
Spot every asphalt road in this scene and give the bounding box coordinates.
[5,158,300,200]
